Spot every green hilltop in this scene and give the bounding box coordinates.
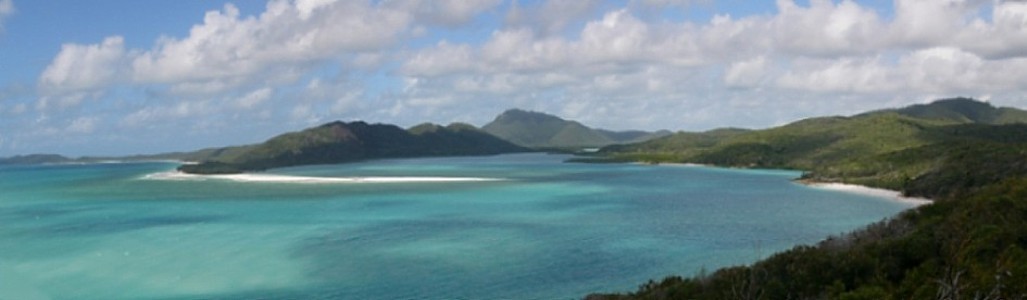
[482,108,670,148]
[178,121,528,174]
[595,98,1027,199]
[586,98,1027,299]
[883,97,1027,124]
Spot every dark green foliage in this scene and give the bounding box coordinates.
[0,154,72,165]
[482,109,669,148]
[807,124,1027,199]
[602,99,1027,198]
[176,161,245,174]
[178,121,528,174]
[602,112,947,171]
[887,97,1027,124]
[598,129,675,144]
[600,128,749,160]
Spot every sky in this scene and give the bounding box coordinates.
[1,0,1026,157]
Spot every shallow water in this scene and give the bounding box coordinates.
[0,153,916,299]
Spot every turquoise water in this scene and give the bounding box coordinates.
[0,153,916,299]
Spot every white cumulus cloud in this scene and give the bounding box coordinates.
[39,36,126,93]
[772,0,886,56]
[19,0,1027,154]
[725,56,769,88]
[131,1,412,90]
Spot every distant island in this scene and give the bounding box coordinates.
[0,153,75,165]
[177,121,530,174]
[2,109,671,174]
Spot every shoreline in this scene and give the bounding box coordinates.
[634,162,709,167]
[624,159,931,206]
[141,171,503,184]
[800,181,932,206]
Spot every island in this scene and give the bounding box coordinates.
[177,121,530,174]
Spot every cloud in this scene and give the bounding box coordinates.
[505,0,600,35]
[234,88,273,109]
[777,56,896,93]
[0,0,12,31]
[120,100,213,128]
[37,1,434,98]
[39,36,126,93]
[771,0,886,56]
[36,36,127,111]
[131,1,413,90]
[629,0,703,9]
[16,0,1027,157]
[406,9,705,77]
[66,117,98,134]
[394,0,503,27]
[725,56,769,88]
[394,0,1027,130]
[956,1,1027,59]
[888,0,973,47]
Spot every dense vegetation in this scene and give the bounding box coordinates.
[595,98,1027,199]
[178,121,528,174]
[0,154,73,165]
[585,98,1027,299]
[482,108,670,148]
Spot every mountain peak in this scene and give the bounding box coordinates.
[483,108,669,148]
[493,109,566,124]
[893,97,1027,124]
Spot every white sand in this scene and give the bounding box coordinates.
[632,162,709,167]
[805,182,931,206]
[141,171,502,184]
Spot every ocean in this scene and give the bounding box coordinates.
[0,153,917,299]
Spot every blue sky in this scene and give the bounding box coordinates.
[1,0,1026,157]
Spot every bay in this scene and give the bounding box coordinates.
[0,153,916,299]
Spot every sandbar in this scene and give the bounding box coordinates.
[142,171,503,184]
[804,182,931,206]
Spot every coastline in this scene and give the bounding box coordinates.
[800,181,931,206]
[625,159,931,206]
[141,170,502,184]
[634,162,708,167]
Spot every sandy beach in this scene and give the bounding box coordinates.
[803,182,931,206]
[142,171,503,184]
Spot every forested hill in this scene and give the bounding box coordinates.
[482,109,671,148]
[178,121,528,174]
[585,98,1027,299]
[883,97,1027,124]
[596,98,1027,200]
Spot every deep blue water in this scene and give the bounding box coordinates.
[0,153,917,299]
